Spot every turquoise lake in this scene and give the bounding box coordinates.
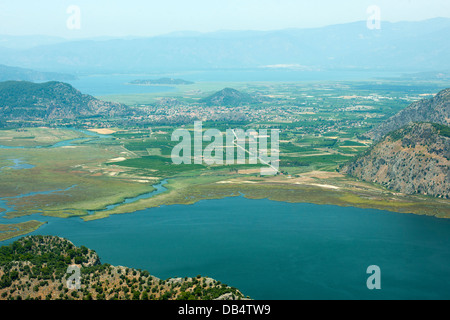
[2,196,450,300]
[64,70,407,97]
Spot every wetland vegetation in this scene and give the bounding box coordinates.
[0,80,449,239]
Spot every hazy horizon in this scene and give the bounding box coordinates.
[1,16,449,41]
[1,0,449,39]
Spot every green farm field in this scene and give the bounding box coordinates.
[1,80,449,240]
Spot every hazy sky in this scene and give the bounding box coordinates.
[1,0,450,38]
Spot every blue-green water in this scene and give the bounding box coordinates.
[1,129,449,299]
[87,180,168,215]
[2,196,450,300]
[66,75,178,96]
[65,70,405,97]
[0,158,35,170]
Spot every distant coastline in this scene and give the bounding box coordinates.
[127,78,194,86]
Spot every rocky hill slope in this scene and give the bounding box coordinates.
[0,81,133,121]
[341,122,450,198]
[366,88,450,140]
[0,235,248,300]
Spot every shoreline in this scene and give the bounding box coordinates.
[0,186,449,242]
[0,174,449,241]
[82,178,450,221]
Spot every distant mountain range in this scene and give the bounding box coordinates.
[398,70,450,81]
[342,88,450,198]
[1,18,449,73]
[0,35,68,50]
[0,81,133,121]
[0,64,76,82]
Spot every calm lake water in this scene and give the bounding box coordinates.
[65,70,403,97]
[66,75,178,96]
[2,196,450,300]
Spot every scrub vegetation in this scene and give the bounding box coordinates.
[0,236,248,300]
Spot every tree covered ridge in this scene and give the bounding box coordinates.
[0,235,249,300]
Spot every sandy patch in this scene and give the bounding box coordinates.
[131,179,152,183]
[291,177,315,184]
[88,128,116,135]
[309,183,340,190]
[108,157,127,162]
[216,180,257,184]
[294,181,340,190]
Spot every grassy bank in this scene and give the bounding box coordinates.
[84,175,450,221]
[0,221,46,242]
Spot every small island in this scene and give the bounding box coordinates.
[128,78,194,86]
